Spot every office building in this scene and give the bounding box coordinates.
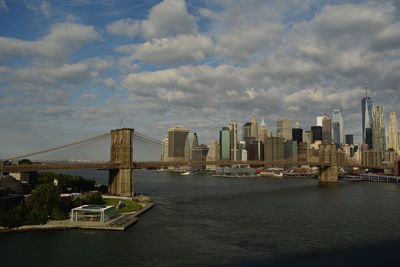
[184,132,198,161]
[284,140,298,162]
[292,128,303,144]
[303,130,312,145]
[316,116,324,127]
[345,134,354,145]
[311,126,323,143]
[229,120,238,161]
[322,115,332,144]
[372,105,386,152]
[332,109,345,145]
[277,118,292,140]
[365,128,373,149]
[238,141,247,161]
[161,135,169,162]
[361,88,373,143]
[251,116,258,141]
[206,140,219,170]
[332,122,340,146]
[242,122,252,139]
[219,127,231,160]
[264,137,284,162]
[246,141,264,161]
[168,127,189,161]
[388,112,399,153]
[192,144,209,171]
[259,118,269,142]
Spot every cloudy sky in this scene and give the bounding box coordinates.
[1,0,400,159]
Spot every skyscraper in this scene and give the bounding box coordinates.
[206,140,219,170]
[168,126,189,161]
[292,128,303,144]
[365,128,373,149]
[258,118,269,142]
[184,132,198,160]
[229,120,238,161]
[242,122,252,139]
[316,116,324,126]
[219,127,231,160]
[251,116,258,141]
[303,130,312,145]
[161,135,169,162]
[332,109,345,145]
[372,105,386,152]
[345,134,354,145]
[322,116,332,144]
[264,136,284,162]
[388,112,399,153]
[277,118,292,140]
[361,87,373,144]
[311,126,323,143]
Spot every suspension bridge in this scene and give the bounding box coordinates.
[0,128,390,197]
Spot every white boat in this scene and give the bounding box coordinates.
[259,171,283,178]
[181,171,192,176]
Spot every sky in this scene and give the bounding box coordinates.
[1,0,400,159]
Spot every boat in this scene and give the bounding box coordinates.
[259,171,283,178]
[259,168,284,178]
[181,171,192,176]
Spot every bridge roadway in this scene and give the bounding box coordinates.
[0,160,386,172]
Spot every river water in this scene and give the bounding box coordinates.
[1,170,400,266]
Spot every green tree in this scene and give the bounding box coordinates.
[26,183,61,224]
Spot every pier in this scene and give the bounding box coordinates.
[339,174,400,183]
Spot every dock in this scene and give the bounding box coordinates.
[339,174,400,183]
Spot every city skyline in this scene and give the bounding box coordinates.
[1,0,400,158]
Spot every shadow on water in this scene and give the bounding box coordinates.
[229,239,400,267]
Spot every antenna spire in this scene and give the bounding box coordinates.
[364,82,368,97]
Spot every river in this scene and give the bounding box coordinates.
[1,170,400,266]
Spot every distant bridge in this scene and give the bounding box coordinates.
[0,128,391,197]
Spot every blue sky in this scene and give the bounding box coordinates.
[1,0,400,160]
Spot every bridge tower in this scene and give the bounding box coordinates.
[109,128,134,197]
[319,144,338,183]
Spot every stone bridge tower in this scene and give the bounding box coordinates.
[319,144,338,183]
[109,128,133,197]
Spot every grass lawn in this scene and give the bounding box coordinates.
[103,198,142,213]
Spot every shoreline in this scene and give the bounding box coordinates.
[0,202,154,234]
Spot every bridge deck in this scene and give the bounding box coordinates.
[0,160,386,172]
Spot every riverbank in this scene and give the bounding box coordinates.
[0,202,154,233]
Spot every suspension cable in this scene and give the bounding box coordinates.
[6,132,111,160]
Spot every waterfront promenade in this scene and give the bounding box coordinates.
[0,202,153,233]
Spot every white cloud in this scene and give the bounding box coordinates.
[106,18,140,38]
[313,4,392,39]
[371,23,400,51]
[216,24,283,61]
[0,63,93,86]
[0,23,100,63]
[141,0,197,38]
[83,57,114,70]
[116,34,213,64]
[104,78,118,88]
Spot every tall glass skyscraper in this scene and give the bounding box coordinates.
[219,127,231,160]
[332,109,344,145]
[361,90,373,144]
